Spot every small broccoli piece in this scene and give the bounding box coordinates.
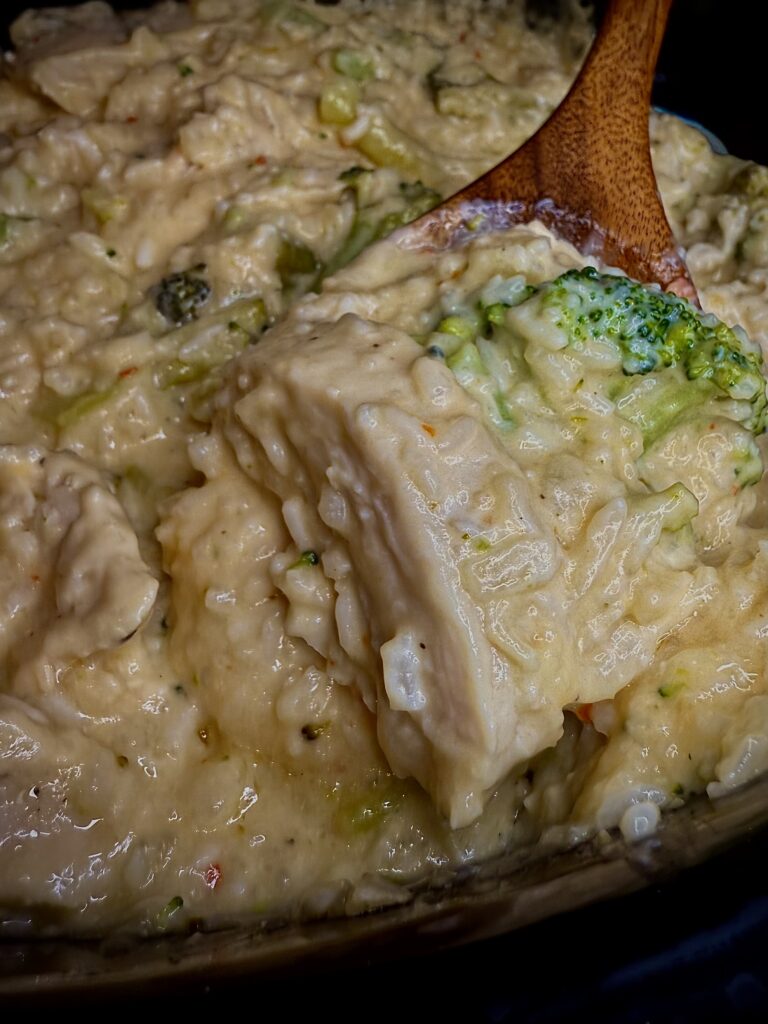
[611,373,711,445]
[535,267,768,434]
[155,895,184,931]
[337,166,381,208]
[356,181,441,247]
[447,340,486,375]
[323,217,380,276]
[289,549,320,569]
[81,187,129,225]
[397,179,442,217]
[422,275,535,358]
[319,78,360,125]
[276,236,321,292]
[733,441,764,488]
[476,275,535,335]
[437,314,480,343]
[435,80,537,120]
[153,297,267,389]
[324,179,440,277]
[154,267,211,326]
[413,275,540,431]
[332,48,374,81]
[353,116,422,175]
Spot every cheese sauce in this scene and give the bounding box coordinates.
[1,0,768,935]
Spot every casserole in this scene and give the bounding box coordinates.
[2,0,768,1000]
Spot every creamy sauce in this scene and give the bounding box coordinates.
[1,0,768,936]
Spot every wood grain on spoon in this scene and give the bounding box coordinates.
[409,0,696,301]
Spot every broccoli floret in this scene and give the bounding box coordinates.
[537,267,768,434]
[154,267,211,326]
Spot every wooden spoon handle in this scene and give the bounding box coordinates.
[531,0,672,215]
[415,0,695,298]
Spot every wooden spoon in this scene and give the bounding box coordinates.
[409,0,696,301]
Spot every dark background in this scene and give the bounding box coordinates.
[637,0,765,165]
[2,1,767,1019]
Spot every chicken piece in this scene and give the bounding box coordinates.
[217,307,709,826]
[0,445,158,696]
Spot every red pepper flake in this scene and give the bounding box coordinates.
[250,155,268,166]
[118,366,138,379]
[474,49,482,60]
[421,423,436,437]
[573,703,593,724]
[30,574,40,583]
[204,863,222,890]
[458,30,467,42]
[125,115,138,124]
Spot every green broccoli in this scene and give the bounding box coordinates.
[275,235,321,293]
[421,266,768,471]
[155,895,184,931]
[153,266,211,326]
[610,372,710,445]
[332,48,374,81]
[324,175,441,277]
[289,549,320,569]
[536,267,768,435]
